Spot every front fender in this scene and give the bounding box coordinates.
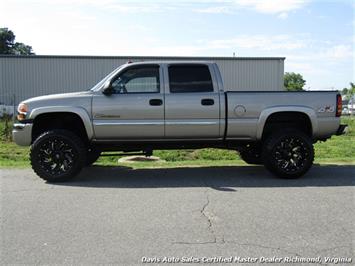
[29,106,94,140]
[256,106,318,140]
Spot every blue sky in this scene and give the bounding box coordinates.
[1,0,354,90]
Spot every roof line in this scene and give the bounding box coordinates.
[0,55,286,60]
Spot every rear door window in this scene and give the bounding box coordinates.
[168,64,213,93]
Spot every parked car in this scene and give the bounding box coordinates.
[342,98,355,115]
[13,61,347,182]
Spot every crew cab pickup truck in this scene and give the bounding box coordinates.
[13,61,346,182]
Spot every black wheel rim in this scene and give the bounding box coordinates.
[37,138,77,176]
[273,136,310,173]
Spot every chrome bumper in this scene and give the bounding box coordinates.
[12,123,33,146]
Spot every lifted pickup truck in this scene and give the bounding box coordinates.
[13,61,346,182]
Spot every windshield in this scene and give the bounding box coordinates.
[89,65,126,91]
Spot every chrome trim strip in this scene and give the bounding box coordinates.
[94,114,121,119]
[94,121,218,126]
[13,123,26,130]
[94,122,164,126]
[165,121,218,125]
[92,138,223,142]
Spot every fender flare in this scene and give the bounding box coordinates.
[256,106,318,140]
[29,106,94,140]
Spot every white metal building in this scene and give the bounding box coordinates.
[0,55,285,105]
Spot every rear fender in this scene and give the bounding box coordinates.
[256,106,318,140]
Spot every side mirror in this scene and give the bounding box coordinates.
[102,81,114,96]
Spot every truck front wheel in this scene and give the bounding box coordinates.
[262,130,314,179]
[30,130,86,182]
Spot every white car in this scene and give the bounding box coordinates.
[342,98,355,115]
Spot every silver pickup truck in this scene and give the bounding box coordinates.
[13,61,346,182]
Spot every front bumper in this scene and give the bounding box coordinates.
[12,123,33,146]
[336,124,347,136]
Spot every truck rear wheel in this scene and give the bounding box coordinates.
[30,130,86,182]
[262,130,314,179]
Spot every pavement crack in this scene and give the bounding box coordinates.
[202,190,215,237]
[173,187,225,245]
[200,188,218,244]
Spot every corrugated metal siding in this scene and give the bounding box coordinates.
[0,56,284,104]
[214,59,284,91]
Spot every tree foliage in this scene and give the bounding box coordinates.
[0,28,34,55]
[284,72,306,91]
[341,82,355,101]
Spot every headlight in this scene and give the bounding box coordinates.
[18,103,28,113]
[17,103,28,121]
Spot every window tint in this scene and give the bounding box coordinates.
[168,64,213,93]
[111,66,160,93]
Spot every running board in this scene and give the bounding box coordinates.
[100,150,153,157]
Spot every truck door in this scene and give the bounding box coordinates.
[92,64,164,139]
[164,63,221,139]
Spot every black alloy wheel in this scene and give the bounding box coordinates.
[30,130,86,182]
[262,130,314,178]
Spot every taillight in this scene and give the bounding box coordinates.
[336,94,342,117]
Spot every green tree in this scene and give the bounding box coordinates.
[0,28,15,54]
[284,72,306,91]
[341,82,355,100]
[0,28,34,55]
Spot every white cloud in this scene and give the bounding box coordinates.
[320,45,353,60]
[234,0,309,14]
[196,0,309,15]
[5,0,310,16]
[99,2,170,13]
[207,35,307,50]
[278,12,288,19]
[196,6,234,14]
[133,34,309,56]
[4,0,174,14]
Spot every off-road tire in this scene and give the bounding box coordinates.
[262,129,314,179]
[30,130,86,182]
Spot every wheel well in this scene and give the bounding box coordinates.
[262,112,312,139]
[32,112,88,144]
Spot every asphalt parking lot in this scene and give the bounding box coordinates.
[1,165,354,265]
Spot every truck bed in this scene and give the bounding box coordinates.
[225,91,340,140]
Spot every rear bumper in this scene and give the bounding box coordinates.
[12,123,33,146]
[336,124,347,136]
